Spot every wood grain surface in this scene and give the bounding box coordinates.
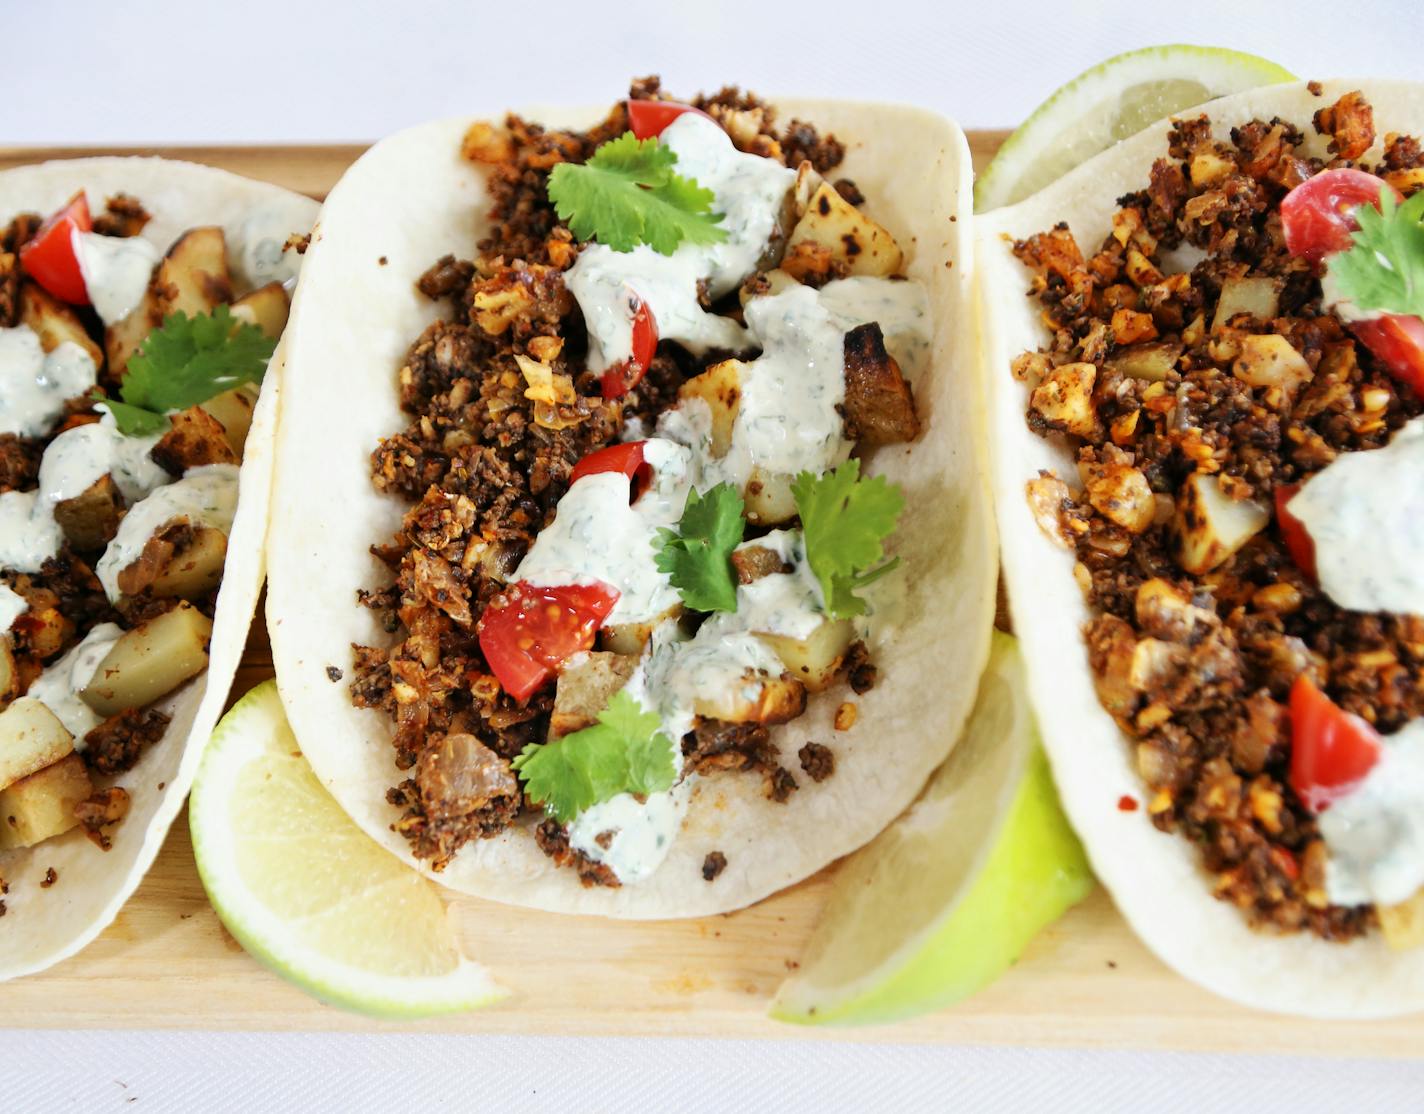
[0,135,1419,1055]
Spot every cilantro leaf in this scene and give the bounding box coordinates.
[653,482,745,613]
[1327,186,1424,319]
[547,131,728,255]
[792,459,905,619]
[512,690,676,823]
[105,305,276,436]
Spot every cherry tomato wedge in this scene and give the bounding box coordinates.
[1289,674,1382,813]
[1350,313,1424,399]
[626,100,715,140]
[477,581,620,702]
[1273,483,1317,581]
[19,191,92,305]
[1280,168,1400,264]
[569,440,651,500]
[600,298,658,399]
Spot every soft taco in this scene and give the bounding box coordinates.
[0,158,317,979]
[979,79,1424,1016]
[267,81,995,917]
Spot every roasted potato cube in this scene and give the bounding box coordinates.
[199,385,259,456]
[53,473,124,552]
[20,283,103,367]
[730,544,789,585]
[151,405,240,474]
[80,602,212,717]
[1380,888,1424,952]
[758,618,854,693]
[599,605,682,656]
[676,359,743,458]
[1188,150,1236,189]
[1029,362,1098,439]
[12,592,72,661]
[745,468,798,526]
[229,281,290,339]
[0,641,17,710]
[1232,334,1313,396]
[842,322,920,447]
[551,652,638,739]
[783,183,902,279]
[1135,578,1218,643]
[107,227,232,376]
[693,672,806,725]
[149,526,228,600]
[0,752,92,850]
[0,698,75,790]
[1105,342,1182,383]
[1081,453,1155,534]
[1174,472,1269,575]
[1212,276,1282,333]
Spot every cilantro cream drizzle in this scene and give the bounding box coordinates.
[25,622,123,741]
[75,231,160,326]
[0,582,26,636]
[0,326,98,439]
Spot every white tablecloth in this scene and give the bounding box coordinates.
[8,1,1419,1109]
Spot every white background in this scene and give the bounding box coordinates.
[7,1,1421,1110]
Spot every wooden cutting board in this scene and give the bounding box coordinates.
[0,136,1419,1055]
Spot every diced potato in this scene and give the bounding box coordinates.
[1029,362,1098,438]
[1173,472,1269,575]
[53,473,124,552]
[782,183,902,280]
[692,672,806,726]
[80,602,212,717]
[1135,578,1218,643]
[199,385,259,456]
[551,652,637,739]
[676,359,743,458]
[0,753,92,850]
[1212,276,1282,334]
[15,595,72,660]
[1188,150,1236,189]
[1380,888,1424,952]
[757,618,854,693]
[148,526,228,600]
[730,544,788,584]
[745,468,798,526]
[842,322,920,447]
[1105,342,1182,383]
[738,267,802,309]
[0,698,75,790]
[228,281,290,339]
[1081,454,1155,534]
[0,642,17,709]
[20,283,103,367]
[1232,334,1313,396]
[107,227,232,376]
[151,405,240,474]
[599,605,682,656]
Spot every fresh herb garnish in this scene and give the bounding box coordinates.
[654,482,745,613]
[1328,186,1424,319]
[100,305,276,436]
[512,690,676,823]
[546,131,728,255]
[793,459,905,619]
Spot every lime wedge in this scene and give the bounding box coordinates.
[975,45,1295,211]
[190,680,505,1018]
[771,632,1092,1025]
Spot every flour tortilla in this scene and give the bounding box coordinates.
[268,101,996,917]
[0,159,318,980]
[978,79,1424,1017]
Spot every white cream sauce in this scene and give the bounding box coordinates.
[817,276,933,373]
[1321,718,1424,907]
[1288,417,1424,617]
[0,582,26,636]
[567,779,690,883]
[96,464,239,602]
[0,490,64,574]
[0,327,98,439]
[728,530,825,640]
[25,622,123,742]
[74,231,159,326]
[38,410,169,507]
[228,205,305,290]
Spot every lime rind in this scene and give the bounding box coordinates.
[975,44,1296,212]
[190,681,507,1019]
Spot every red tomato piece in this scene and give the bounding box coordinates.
[1273,484,1317,581]
[599,298,658,399]
[1289,674,1383,813]
[569,440,651,499]
[19,191,92,305]
[1350,313,1424,398]
[477,581,620,702]
[626,100,715,140]
[1280,168,1400,264]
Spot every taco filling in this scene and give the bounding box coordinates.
[1011,89,1424,945]
[349,80,935,887]
[0,188,299,863]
